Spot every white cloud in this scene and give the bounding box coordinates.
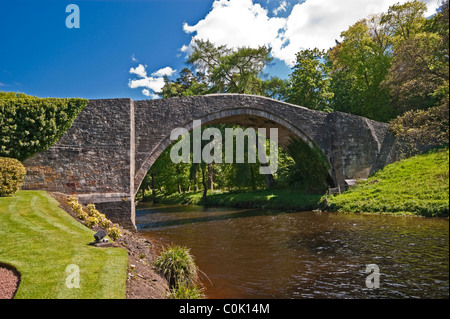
[129,64,147,78]
[151,66,176,77]
[182,0,441,67]
[273,1,287,15]
[128,65,176,97]
[183,0,285,51]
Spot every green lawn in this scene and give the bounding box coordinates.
[327,147,449,217]
[0,190,128,299]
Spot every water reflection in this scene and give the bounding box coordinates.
[137,204,449,299]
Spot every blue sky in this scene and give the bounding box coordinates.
[0,0,440,100]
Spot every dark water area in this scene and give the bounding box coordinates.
[136,204,449,299]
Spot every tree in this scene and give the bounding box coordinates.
[286,48,333,111]
[381,0,449,112]
[159,68,208,98]
[186,39,273,94]
[328,19,395,122]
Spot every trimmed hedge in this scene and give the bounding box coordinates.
[0,157,27,197]
[0,92,88,161]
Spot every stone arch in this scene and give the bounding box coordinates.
[133,107,331,195]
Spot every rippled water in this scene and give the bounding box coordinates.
[137,204,449,299]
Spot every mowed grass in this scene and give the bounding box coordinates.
[328,147,449,217]
[0,190,128,299]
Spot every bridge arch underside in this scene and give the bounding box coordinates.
[134,108,333,195]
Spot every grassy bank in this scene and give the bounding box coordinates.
[327,147,449,217]
[151,188,323,211]
[0,191,128,298]
[148,148,449,218]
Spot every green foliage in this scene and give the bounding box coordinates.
[153,244,199,289]
[0,157,26,197]
[169,282,205,299]
[287,48,334,111]
[187,39,273,94]
[328,19,395,122]
[284,139,331,193]
[159,68,209,98]
[0,92,88,161]
[390,104,449,156]
[155,189,323,211]
[381,1,449,112]
[327,147,449,217]
[67,196,122,241]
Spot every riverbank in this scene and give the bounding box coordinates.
[327,147,449,217]
[146,147,449,218]
[151,188,324,211]
[0,190,169,299]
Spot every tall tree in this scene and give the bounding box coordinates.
[381,0,449,112]
[328,19,395,122]
[159,68,208,98]
[186,39,273,94]
[287,48,333,111]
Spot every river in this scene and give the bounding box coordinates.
[136,204,449,299]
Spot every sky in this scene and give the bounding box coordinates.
[0,0,441,100]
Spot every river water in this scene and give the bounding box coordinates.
[136,204,449,299]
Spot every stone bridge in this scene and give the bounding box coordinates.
[22,94,399,229]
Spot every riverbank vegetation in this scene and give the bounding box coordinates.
[328,147,449,217]
[153,244,204,299]
[153,189,323,211]
[143,146,449,218]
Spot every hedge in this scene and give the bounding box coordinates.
[0,157,27,197]
[0,92,88,161]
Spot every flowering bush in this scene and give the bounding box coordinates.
[107,225,122,241]
[66,196,123,241]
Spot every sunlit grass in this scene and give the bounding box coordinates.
[0,191,128,298]
[327,147,449,217]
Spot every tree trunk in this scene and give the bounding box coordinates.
[202,166,207,201]
[151,173,156,203]
[194,170,199,192]
[208,163,214,191]
[256,134,276,189]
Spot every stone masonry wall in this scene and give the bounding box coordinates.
[21,94,399,229]
[22,98,136,228]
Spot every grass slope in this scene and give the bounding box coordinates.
[328,147,449,217]
[0,191,128,299]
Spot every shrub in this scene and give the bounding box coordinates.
[169,282,205,299]
[153,244,199,289]
[66,196,122,239]
[390,104,449,157]
[99,218,111,229]
[0,92,88,161]
[84,216,99,228]
[107,225,122,241]
[0,157,27,197]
